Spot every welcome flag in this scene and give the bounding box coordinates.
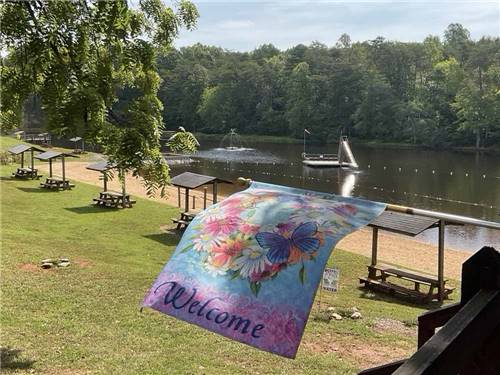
[143,182,385,358]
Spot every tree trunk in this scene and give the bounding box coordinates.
[475,129,481,149]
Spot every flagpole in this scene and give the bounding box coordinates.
[303,129,306,155]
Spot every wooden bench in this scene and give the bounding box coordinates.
[40,177,75,190]
[172,218,190,230]
[13,167,41,179]
[93,191,136,208]
[361,263,454,302]
[171,211,200,230]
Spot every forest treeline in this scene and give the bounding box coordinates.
[155,23,500,148]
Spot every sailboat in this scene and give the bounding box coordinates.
[302,132,359,168]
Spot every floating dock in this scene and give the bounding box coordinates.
[302,136,358,168]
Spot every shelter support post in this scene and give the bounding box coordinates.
[103,173,108,191]
[192,195,195,210]
[438,220,445,301]
[31,149,34,170]
[184,188,189,213]
[177,187,181,208]
[21,152,24,168]
[49,159,53,177]
[62,155,66,183]
[369,227,379,279]
[121,169,127,208]
[203,187,208,209]
[213,182,218,204]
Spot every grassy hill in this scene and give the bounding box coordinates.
[0,136,459,374]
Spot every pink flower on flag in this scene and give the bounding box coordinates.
[240,223,260,235]
[209,237,246,268]
[204,215,240,236]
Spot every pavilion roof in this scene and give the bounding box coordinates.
[8,144,45,155]
[171,172,232,189]
[34,151,78,160]
[86,161,116,172]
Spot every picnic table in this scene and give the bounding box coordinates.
[13,167,41,179]
[40,177,75,190]
[93,191,136,208]
[361,263,454,303]
[172,211,198,230]
[359,210,456,302]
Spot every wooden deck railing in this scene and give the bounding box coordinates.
[359,246,500,375]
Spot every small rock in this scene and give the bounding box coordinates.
[331,313,343,320]
[352,307,359,312]
[351,312,362,319]
[41,262,53,269]
[327,307,335,312]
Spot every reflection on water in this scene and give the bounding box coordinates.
[340,173,357,197]
[165,140,500,252]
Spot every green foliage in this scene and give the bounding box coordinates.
[153,24,499,149]
[166,128,200,154]
[0,0,198,195]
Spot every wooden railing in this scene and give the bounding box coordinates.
[359,246,500,375]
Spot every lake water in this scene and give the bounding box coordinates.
[166,139,500,252]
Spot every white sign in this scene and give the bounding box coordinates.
[322,267,340,292]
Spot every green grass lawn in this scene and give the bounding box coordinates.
[0,153,459,374]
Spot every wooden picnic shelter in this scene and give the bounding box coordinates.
[69,137,85,154]
[8,144,45,179]
[86,161,136,208]
[170,172,233,229]
[35,151,77,190]
[360,210,456,303]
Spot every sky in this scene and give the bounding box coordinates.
[175,0,500,51]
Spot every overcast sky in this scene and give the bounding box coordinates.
[174,0,500,51]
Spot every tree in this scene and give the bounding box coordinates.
[166,127,200,153]
[453,64,500,148]
[444,23,471,65]
[337,33,352,49]
[354,73,398,139]
[0,0,198,197]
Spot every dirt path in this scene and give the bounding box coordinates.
[39,161,471,280]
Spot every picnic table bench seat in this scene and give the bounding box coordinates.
[171,210,200,230]
[40,177,75,190]
[93,190,136,208]
[12,167,41,179]
[360,263,454,302]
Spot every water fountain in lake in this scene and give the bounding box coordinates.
[218,129,252,151]
[192,128,282,163]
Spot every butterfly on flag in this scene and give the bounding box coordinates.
[255,222,320,264]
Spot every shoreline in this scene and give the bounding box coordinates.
[194,133,500,155]
[38,161,473,280]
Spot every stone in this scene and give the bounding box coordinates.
[331,313,343,320]
[351,311,362,319]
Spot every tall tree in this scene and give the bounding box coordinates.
[0,0,198,196]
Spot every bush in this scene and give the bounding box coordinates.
[0,151,19,165]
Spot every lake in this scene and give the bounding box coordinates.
[166,139,500,252]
